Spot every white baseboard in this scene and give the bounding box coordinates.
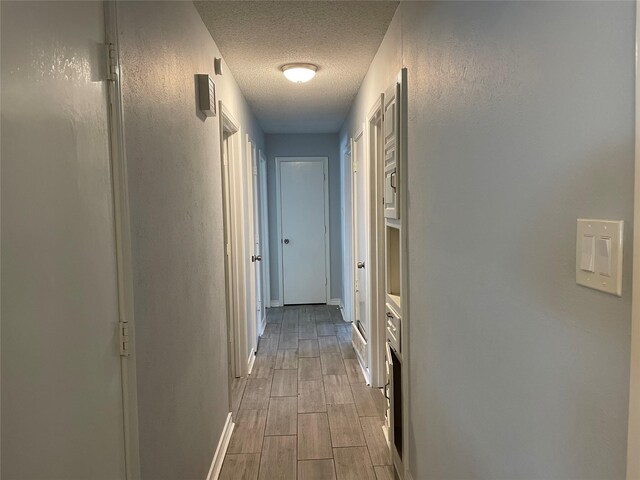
[270,300,283,307]
[247,348,256,375]
[206,412,234,480]
[258,313,266,337]
[328,298,346,322]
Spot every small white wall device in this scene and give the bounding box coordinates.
[214,58,223,76]
[196,74,216,117]
[576,219,623,296]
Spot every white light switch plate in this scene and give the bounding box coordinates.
[576,219,623,296]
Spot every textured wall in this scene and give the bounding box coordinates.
[117,2,263,478]
[1,2,126,478]
[341,2,634,478]
[265,134,343,304]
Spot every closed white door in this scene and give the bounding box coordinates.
[279,158,328,305]
[353,133,369,340]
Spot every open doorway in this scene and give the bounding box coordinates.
[351,129,369,379]
[219,103,247,400]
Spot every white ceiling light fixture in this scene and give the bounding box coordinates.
[282,63,318,83]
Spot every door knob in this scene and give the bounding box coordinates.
[284,239,290,245]
[357,261,365,269]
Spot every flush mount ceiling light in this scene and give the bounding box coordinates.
[281,63,318,83]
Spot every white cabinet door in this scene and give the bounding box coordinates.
[383,81,400,220]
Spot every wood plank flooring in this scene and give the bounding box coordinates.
[222,305,393,480]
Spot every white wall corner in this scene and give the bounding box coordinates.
[247,348,256,375]
[270,300,283,308]
[206,413,234,480]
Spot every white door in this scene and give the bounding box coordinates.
[1,2,126,478]
[342,147,354,323]
[353,132,369,340]
[222,132,239,378]
[250,145,264,341]
[279,158,328,305]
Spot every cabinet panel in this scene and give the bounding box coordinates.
[383,82,399,219]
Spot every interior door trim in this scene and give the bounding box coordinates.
[275,156,330,305]
[104,2,140,477]
[627,2,640,477]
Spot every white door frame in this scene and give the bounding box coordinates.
[627,3,640,478]
[398,68,411,480]
[245,135,257,370]
[259,150,271,316]
[104,3,140,478]
[341,142,354,323]
[366,97,386,388]
[219,102,249,379]
[275,156,331,305]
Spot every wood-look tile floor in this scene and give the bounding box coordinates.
[221,305,393,480]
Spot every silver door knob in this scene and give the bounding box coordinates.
[357,261,365,269]
[284,239,290,244]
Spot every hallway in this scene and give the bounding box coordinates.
[221,305,391,480]
[3,2,638,479]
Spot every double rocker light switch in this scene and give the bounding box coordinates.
[576,219,623,296]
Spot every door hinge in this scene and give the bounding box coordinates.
[106,43,118,82]
[119,322,130,357]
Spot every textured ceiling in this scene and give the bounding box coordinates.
[195,1,399,133]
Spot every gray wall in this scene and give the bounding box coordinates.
[118,2,263,478]
[265,134,343,304]
[342,2,634,478]
[1,2,127,478]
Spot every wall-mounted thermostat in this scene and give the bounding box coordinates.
[576,219,623,296]
[197,74,216,117]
